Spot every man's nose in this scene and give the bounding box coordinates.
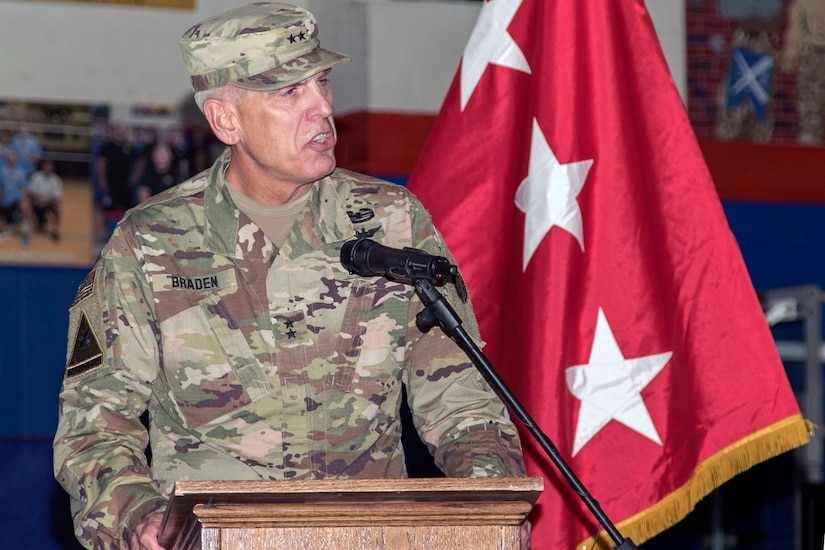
[308,83,333,116]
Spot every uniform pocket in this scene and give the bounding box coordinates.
[157,290,272,431]
[319,277,410,430]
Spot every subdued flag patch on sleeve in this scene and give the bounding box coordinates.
[71,268,96,308]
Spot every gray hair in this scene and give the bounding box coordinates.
[194,85,247,112]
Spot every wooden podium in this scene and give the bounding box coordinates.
[158,477,543,550]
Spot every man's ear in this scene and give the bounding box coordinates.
[203,97,241,145]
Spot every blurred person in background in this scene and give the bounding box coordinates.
[22,158,63,242]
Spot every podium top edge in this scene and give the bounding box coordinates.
[173,476,544,497]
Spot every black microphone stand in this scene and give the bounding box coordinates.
[413,277,638,550]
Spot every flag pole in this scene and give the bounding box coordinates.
[414,277,638,550]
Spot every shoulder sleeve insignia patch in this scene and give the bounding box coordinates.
[66,311,103,379]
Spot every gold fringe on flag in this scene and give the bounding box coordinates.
[579,414,814,550]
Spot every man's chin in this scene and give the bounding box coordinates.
[313,155,337,180]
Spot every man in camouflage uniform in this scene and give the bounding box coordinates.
[53,3,526,549]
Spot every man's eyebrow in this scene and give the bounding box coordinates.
[292,69,332,87]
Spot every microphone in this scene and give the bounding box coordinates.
[340,238,458,284]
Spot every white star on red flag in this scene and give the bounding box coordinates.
[460,0,530,110]
[565,308,672,456]
[515,118,594,269]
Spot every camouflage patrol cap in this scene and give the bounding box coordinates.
[180,2,351,92]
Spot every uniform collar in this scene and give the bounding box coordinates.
[202,148,355,259]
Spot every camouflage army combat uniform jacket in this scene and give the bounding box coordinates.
[53,148,525,548]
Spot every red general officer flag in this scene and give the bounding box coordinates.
[407,0,811,548]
